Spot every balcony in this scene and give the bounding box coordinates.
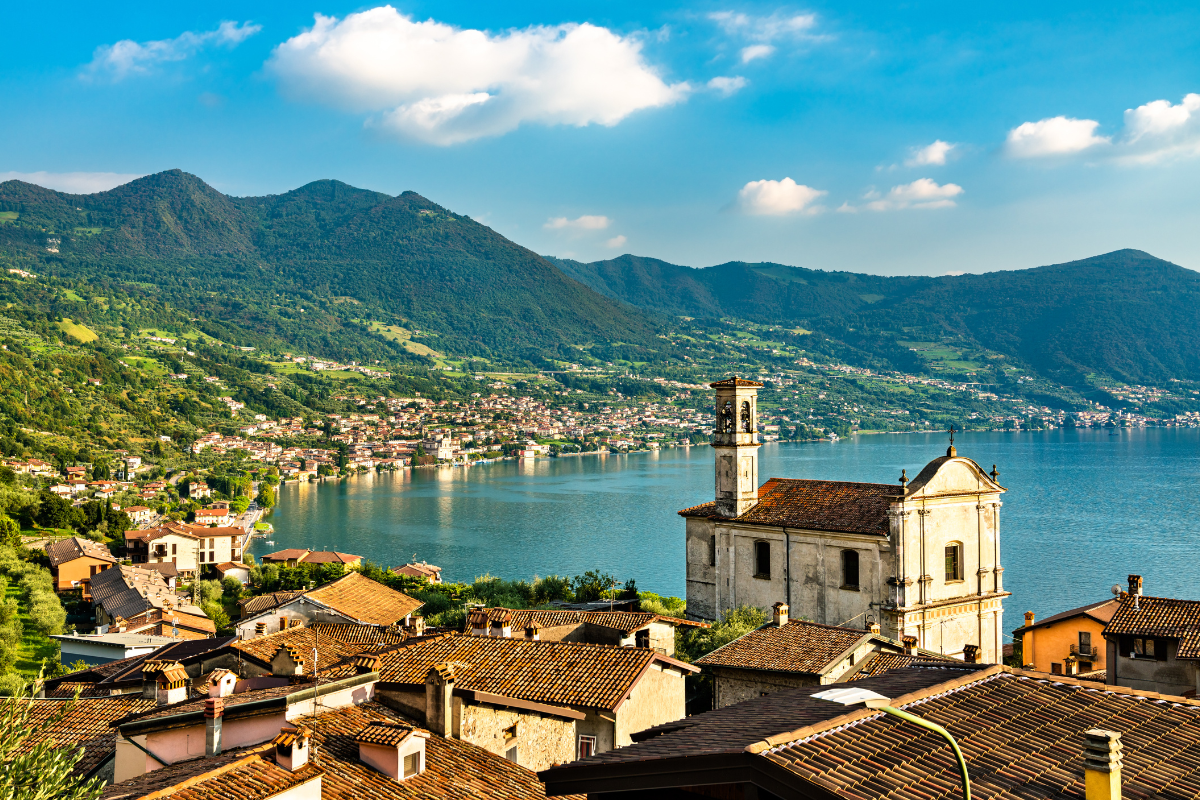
[1069,643,1095,659]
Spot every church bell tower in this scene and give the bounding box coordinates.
[711,377,762,517]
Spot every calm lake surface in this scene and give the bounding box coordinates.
[254,429,1200,629]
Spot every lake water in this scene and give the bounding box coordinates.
[254,429,1200,631]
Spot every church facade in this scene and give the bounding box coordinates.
[682,377,1009,662]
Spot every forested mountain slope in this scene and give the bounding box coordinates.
[0,171,658,364]
[552,250,1200,384]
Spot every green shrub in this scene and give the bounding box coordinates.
[195,580,223,605]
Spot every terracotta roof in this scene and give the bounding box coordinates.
[46,637,238,692]
[303,573,423,625]
[300,551,362,564]
[1105,594,1200,658]
[139,561,179,579]
[105,702,565,800]
[119,681,302,725]
[847,652,959,680]
[392,562,442,579]
[24,695,156,778]
[709,377,763,388]
[680,478,898,534]
[355,720,424,747]
[470,608,703,637]
[555,667,967,766]
[260,548,309,560]
[1013,598,1119,636]
[124,608,217,635]
[46,536,117,566]
[695,620,874,675]
[238,591,305,616]
[101,745,321,800]
[230,622,407,667]
[374,632,696,710]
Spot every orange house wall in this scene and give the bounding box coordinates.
[52,557,115,596]
[1021,617,1107,674]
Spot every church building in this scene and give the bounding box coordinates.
[681,377,1009,662]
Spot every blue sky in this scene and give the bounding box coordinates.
[3,1,1200,274]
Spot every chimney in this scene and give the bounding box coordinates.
[273,725,311,772]
[1024,611,1035,627]
[903,635,918,656]
[772,602,789,627]
[156,663,189,706]
[409,615,425,637]
[356,721,429,781]
[963,644,980,664]
[1084,729,1123,800]
[425,662,455,737]
[271,645,305,677]
[869,622,881,635]
[205,697,223,756]
[208,668,237,698]
[1128,575,1143,597]
[524,622,541,641]
[489,609,512,638]
[255,622,267,638]
[141,660,162,699]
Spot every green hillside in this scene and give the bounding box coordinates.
[0,170,659,366]
[551,250,1200,385]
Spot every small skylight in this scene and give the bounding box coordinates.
[811,687,891,707]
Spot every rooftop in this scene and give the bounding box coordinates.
[46,536,117,566]
[1104,593,1200,658]
[694,619,883,675]
[469,608,705,636]
[231,622,409,667]
[373,632,697,710]
[1013,597,1119,635]
[25,694,157,779]
[680,478,899,534]
[542,664,1200,800]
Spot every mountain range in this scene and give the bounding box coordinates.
[2,170,1199,386]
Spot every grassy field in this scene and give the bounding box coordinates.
[366,321,444,360]
[5,583,58,679]
[57,317,98,342]
[0,211,17,224]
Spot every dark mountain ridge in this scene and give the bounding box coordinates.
[551,249,1200,385]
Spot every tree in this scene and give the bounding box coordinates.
[0,676,105,800]
[0,517,19,548]
[254,485,276,510]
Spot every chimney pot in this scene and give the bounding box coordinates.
[903,635,918,656]
[1128,575,1143,597]
[255,622,267,638]
[772,602,789,628]
[1084,729,1123,800]
[1024,611,1035,626]
[963,644,980,664]
[868,623,881,635]
[273,725,311,772]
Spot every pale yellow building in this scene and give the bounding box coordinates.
[682,376,1009,662]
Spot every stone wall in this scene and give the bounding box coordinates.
[712,667,819,708]
[458,704,575,772]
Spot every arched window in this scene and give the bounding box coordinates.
[945,542,963,581]
[842,550,860,590]
[754,541,771,579]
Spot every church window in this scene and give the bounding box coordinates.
[944,543,963,582]
[709,535,716,567]
[754,541,771,579]
[841,550,860,590]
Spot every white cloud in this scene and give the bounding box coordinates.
[605,235,627,248]
[1119,93,1200,163]
[710,11,817,40]
[736,178,826,216]
[906,140,955,167]
[707,76,748,96]
[85,21,261,80]
[545,215,610,230]
[0,171,143,193]
[740,45,775,63]
[267,7,689,146]
[1005,116,1109,158]
[864,178,963,211]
